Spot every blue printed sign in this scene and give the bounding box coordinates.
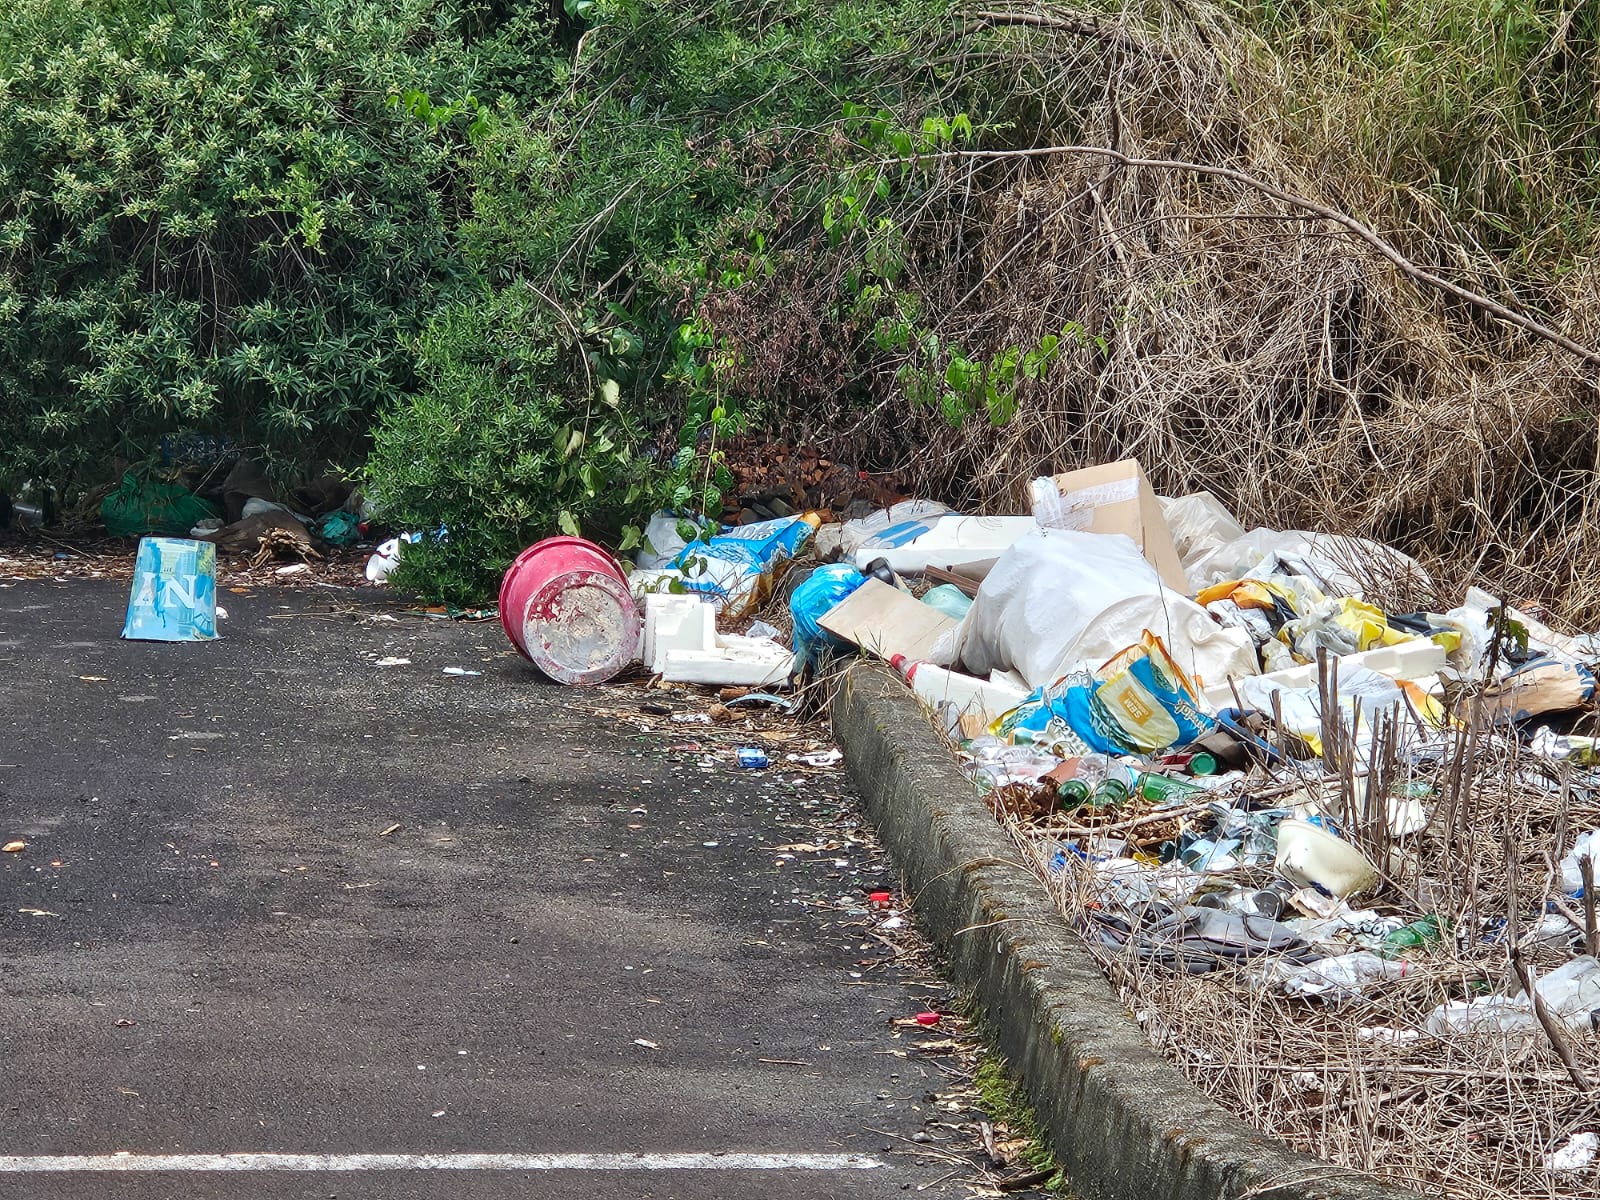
[121,537,219,642]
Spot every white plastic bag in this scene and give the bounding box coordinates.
[930,529,1256,693]
[635,511,696,570]
[1560,830,1600,895]
[1160,492,1247,565]
[1186,528,1430,598]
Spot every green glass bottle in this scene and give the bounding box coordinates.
[1055,779,1092,808]
[1379,914,1446,959]
[1090,777,1131,807]
[1136,772,1206,805]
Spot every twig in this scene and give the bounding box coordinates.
[1512,949,1593,1093]
[1583,855,1598,959]
[885,144,1600,368]
[1050,798,1216,838]
[997,1166,1055,1191]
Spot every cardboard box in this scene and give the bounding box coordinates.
[817,579,958,662]
[1033,460,1188,593]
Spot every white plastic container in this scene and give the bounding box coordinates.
[1274,819,1380,898]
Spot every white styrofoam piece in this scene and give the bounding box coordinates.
[662,634,794,686]
[849,515,1038,575]
[642,593,715,673]
[905,663,1027,722]
[989,668,1029,691]
[1202,638,1447,710]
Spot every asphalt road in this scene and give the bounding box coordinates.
[0,577,967,1199]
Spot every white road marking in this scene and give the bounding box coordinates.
[0,1152,882,1173]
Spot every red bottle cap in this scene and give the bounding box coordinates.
[914,1011,940,1026]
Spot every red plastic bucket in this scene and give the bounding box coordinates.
[498,537,641,685]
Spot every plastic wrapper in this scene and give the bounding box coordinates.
[1063,635,1216,754]
[992,634,1215,756]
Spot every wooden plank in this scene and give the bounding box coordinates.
[923,565,981,597]
[818,579,957,663]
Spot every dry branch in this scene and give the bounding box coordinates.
[892,144,1600,369]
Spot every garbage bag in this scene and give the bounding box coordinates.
[101,472,219,538]
[636,511,697,570]
[1161,492,1247,566]
[1185,528,1430,598]
[789,563,867,666]
[932,529,1256,693]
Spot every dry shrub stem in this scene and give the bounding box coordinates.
[716,2,1600,625]
[1001,720,1600,1200]
[894,143,1600,370]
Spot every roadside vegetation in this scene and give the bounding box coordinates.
[2,1,1597,609]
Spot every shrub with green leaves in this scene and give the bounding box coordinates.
[0,0,499,489]
[365,286,657,603]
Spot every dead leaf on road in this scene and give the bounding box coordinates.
[2,841,25,853]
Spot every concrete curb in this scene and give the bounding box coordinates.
[833,663,1423,1200]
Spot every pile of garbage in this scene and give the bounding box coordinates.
[767,459,1599,1200]
[500,457,1600,1196]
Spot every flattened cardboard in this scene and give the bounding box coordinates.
[1038,460,1188,593]
[818,579,957,662]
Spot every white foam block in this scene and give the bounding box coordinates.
[643,593,715,673]
[662,634,794,686]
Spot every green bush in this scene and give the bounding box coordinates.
[0,0,505,490]
[365,286,656,603]
[362,0,959,600]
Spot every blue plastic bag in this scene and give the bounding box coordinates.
[671,515,816,610]
[789,563,867,666]
[121,537,218,642]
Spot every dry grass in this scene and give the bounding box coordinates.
[993,707,1600,1200]
[742,2,1600,624]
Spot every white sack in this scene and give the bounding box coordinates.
[1186,528,1430,597]
[930,529,1257,693]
